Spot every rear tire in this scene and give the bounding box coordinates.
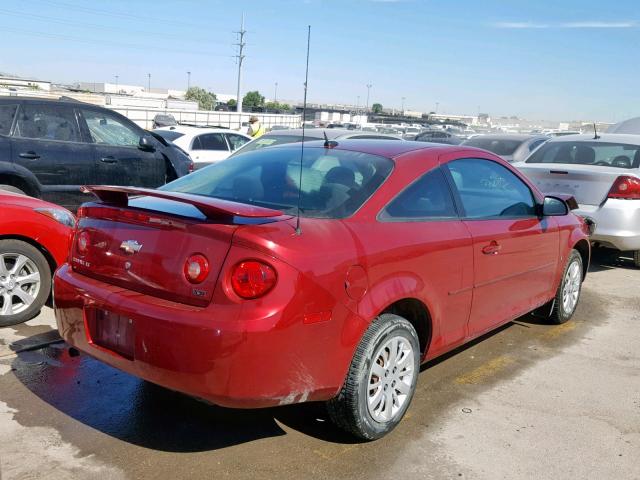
[0,184,26,195]
[326,313,420,440]
[633,250,640,269]
[548,249,583,325]
[0,240,51,327]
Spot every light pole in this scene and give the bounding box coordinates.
[366,83,372,112]
[187,71,191,91]
[435,102,439,114]
[401,97,406,113]
[147,73,151,92]
[115,75,118,93]
[274,82,278,103]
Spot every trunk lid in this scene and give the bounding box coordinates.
[517,164,636,206]
[71,187,285,307]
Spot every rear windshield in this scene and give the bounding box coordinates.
[153,130,185,142]
[526,141,640,169]
[464,138,522,156]
[233,134,322,155]
[162,146,393,219]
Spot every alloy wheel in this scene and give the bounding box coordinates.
[0,253,41,317]
[562,260,581,314]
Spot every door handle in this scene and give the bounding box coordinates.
[19,151,40,159]
[100,156,118,164]
[482,241,502,255]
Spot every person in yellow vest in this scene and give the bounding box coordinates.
[247,116,266,138]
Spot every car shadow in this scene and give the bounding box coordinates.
[9,342,359,453]
[589,248,637,272]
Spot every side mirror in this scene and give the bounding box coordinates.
[541,196,569,216]
[139,135,156,152]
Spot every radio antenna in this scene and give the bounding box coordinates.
[295,25,311,236]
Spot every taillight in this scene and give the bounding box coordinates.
[231,260,277,299]
[183,254,209,283]
[188,161,195,173]
[608,176,640,199]
[77,230,90,255]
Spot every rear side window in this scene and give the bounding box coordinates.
[526,141,640,169]
[193,133,228,151]
[464,138,522,156]
[14,104,80,142]
[0,105,17,135]
[446,158,536,219]
[381,168,457,220]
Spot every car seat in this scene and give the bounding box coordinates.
[325,166,356,189]
[632,150,640,168]
[611,155,631,168]
[232,176,264,201]
[573,145,595,164]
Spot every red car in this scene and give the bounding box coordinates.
[0,192,74,326]
[54,141,590,439]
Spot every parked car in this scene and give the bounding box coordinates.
[230,128,403,156]
[0,97,192,210]
[516,133,640,266]
[463,134,549,163]
[154,126,251,169]
[152,113,177,129]
[54,140,589,439]
[414,130,463,145]
[1,191,74,326]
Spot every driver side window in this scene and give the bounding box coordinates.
[81,109,140,147]
[446,158,536,219]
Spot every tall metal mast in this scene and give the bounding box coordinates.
[234,14,246,121]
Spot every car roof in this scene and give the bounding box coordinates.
[466,133,545,141]
[0,96,86,105]
[155,126,249,137]
[545,133,640,146]
[260,128,400,140]
[266,139,443,159]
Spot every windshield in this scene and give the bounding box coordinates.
[153,130,185,142]
[526,141,640,169]
[161,146,394,219]
[464,138,523,156]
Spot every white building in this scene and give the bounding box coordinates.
[0,75,51,92]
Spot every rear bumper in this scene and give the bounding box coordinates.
[54,264,356,408]
[575,200,640,251]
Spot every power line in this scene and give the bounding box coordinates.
[0,25,233,57]
[0,7,227,45]
[36,0,214,30]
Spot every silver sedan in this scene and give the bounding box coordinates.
[515,133,640,267]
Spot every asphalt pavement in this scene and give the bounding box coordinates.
[0,251,639,480]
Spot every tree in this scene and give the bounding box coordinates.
[227,98,237,107]
[243,90,265,108]
[185,87,217,110]
[371,103,383,114]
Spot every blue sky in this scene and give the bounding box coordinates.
[1,0,638,122]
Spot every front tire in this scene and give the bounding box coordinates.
[0,240,51,327]
[549,249,583,324]
[327,313,420,440]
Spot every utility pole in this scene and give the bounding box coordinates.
[274,82,278,103]
[435,102,439,114]
[147,73,151,92]
[115,75,118,93]
[187,71,191,90]
[234,14,246,120]
[366,82,372,112]
[401,96,406,113]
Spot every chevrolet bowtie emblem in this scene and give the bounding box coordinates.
[119,240,143,254]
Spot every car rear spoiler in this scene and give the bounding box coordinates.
[81,186,284,219]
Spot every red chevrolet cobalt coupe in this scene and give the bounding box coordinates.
[54,140,590,439]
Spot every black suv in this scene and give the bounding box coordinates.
[0,97,193,210]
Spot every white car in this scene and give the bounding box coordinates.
[154,126,252,169]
